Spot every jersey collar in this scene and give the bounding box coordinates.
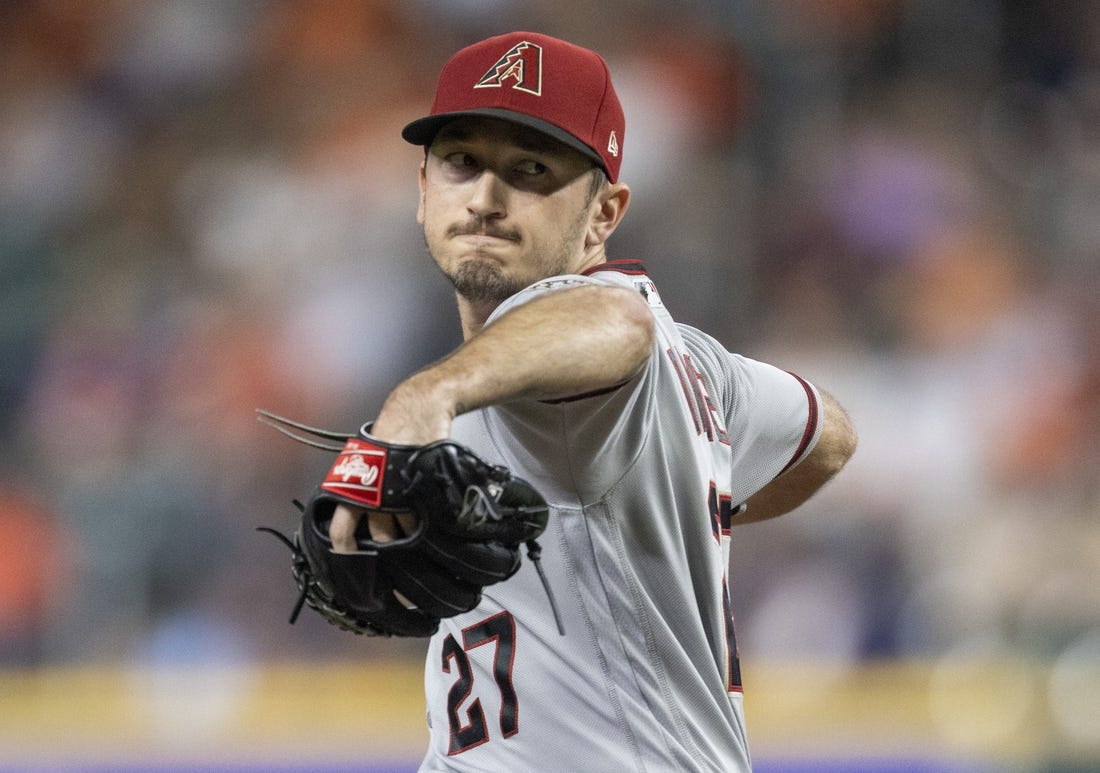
[582,259,648,277]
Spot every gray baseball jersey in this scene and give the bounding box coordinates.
[418,261,821,772]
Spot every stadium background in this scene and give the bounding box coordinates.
[1,1,1098,771]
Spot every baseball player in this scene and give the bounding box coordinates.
[328,32,857,772]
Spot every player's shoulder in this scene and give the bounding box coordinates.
[531,260,653,296]
[675,324,774,406]
[677,324,732,374]
[486,261,653,324]
[677,324,766,375]
[677,323,724,354]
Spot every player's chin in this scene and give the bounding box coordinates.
[449,261,526,305]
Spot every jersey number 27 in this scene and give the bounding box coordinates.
[442,610,518,756]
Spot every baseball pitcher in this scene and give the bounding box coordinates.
[261,31,857,773]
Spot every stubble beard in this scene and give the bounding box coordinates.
[448,260,525,306]
[426,180,599,307]
[427,224,584,308]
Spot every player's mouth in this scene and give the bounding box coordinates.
[455,234,516,253]
[448,222,520,244]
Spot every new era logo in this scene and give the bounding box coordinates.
[475,41,542,96]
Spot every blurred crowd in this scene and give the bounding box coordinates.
[0,0,1097,748]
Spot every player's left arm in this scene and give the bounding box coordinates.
[733,389,856,524]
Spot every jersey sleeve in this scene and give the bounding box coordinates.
[679,325,822,506]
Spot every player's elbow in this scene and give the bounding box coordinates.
[816,391,858,478]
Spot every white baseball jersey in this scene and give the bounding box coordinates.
[418,260,821,772]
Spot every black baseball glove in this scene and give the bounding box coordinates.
[256,410,561,638]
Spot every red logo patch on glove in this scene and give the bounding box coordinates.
[321,438,387,508]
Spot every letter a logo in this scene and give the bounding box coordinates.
[475,41,543,96]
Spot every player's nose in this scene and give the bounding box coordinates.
[465,170,507,219]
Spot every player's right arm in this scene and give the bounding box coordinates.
[330,283,655,550]
[376,283,652,441]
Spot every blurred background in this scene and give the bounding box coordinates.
[1,1,1098,771]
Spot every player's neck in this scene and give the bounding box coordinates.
[456,297,495,340]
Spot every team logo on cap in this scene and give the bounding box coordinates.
[475,41,542,96]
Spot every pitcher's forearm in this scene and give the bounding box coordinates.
[374,285,654,444]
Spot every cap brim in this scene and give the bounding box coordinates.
[401,108,606,175]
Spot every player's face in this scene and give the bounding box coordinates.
[418,117,604,308]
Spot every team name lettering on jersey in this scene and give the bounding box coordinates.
[667,348,730,445]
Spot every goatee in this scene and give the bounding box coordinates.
[448,260,526,305]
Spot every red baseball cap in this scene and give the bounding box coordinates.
[402,32,625,183]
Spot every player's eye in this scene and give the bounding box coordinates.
[443,152,478,169]
[515,159,548,176]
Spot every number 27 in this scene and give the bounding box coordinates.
[442,611,519,755]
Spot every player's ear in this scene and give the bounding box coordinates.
[417,160,428,224]
[585,181,630,248]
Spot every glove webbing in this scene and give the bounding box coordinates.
[257,409,565,635]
